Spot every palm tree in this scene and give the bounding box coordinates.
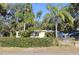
[14,3,35,31]
[41,13,54,30]
[35,10,42,29]
[74,16,79,30]
[68,3,79,30]
[0,3,8,16]
[36,10,42,21]
[46,4,74,38]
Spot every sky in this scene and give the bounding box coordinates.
[32,3,69,21]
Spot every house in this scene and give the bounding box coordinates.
[58,32,69,38]
[30,30,54,38]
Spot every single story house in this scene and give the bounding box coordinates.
[30,30,54,38]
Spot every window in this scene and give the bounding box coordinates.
[31,32,39,36]
[35,32,39,36]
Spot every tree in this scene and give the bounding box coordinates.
[68,3,79,30]
[74,16,79,30]
[41,13,55,30]
[36,10,42,21]
[35,10,42,29]
[0,3,36,37]
[14,3,35,31]
[45,4,74,38]
[68,3,79,18]
[23,4,35,31]
[0,17,4,31]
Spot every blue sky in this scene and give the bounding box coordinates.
[32,3,69,21]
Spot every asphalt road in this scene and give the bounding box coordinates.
[0,47,79,55]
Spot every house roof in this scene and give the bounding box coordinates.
[33,30,54,32]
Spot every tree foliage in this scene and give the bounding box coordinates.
[41,4,74,33]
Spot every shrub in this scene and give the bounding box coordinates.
[0,37,54,47]
[0,37,76,47]
[20,27,36,37]
[45,32,55,37]
[20,31,31,37]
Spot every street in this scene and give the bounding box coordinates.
[0,47,79,55]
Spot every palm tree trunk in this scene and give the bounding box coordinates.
[55,22,58,38]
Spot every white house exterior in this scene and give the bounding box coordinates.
[38,31,45,38]
[30,30,54,38]
[15,30,54,38]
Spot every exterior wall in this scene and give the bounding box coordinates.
[30,32,45,38]
[39,32,45,38]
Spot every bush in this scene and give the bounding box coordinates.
[2,31,10,37]
[20,27,36,37]
[20,31,31,37]
[45,32,55,37]
[0,37,54,47]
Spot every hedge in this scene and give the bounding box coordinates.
[0,37,54,48]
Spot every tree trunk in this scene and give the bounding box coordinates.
[16,31,20,38]
[24,23,26,31]
[10,32,12,37]
[55,22,58,38]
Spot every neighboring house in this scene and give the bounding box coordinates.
[58,32,69,38]
[30,30,54,38]
[68,31,79,40]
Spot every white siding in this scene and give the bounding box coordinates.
[39,32,45,38]
[30,32,45,38]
